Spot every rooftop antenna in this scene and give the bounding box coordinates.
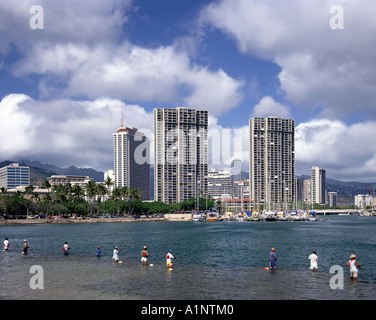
[120,104,124,127]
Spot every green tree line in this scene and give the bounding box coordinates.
[0,178,216,218]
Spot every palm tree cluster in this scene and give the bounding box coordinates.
[0,177,216,218]
[0,177,142,218]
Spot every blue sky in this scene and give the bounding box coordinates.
[1,0,376,182]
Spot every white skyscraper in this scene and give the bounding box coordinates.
[249,117,295,207]
[113,126,150,200]
[310,166,326,205]
[154,107,208,204]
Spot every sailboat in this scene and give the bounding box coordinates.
[308,211,318,221]
[251,211,260,221]
[192,212,205,222]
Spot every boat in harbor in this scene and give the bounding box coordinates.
[308,211,318,221]
[236,213,245,222]
[207,210,219,221]
[193,212,205,222]
[221,212,236,221]
[276,211,288,221]
[289,210,301,221]
[251,211,260,221]
[264,211,278,221]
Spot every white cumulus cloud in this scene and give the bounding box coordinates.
[200,0,376,120]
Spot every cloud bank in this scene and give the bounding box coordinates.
[201,0,376,120]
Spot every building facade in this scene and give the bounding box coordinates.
[154,107,208,204]
[310,166,326,205]
[0,163,30,189]
[328,191,337,207]
[113,126,150,200]
[249,117,295,207]
[354,194,372,209]
[46,175,93,187]
[207,169,232,200]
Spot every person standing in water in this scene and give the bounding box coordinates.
[308,250,318,272]
[96,246,101,257]
[22,240,30,255]
[63,241,70,255]
[165,250,175,270]
[113,246,121,263]
[347,254,361,280]
[3,238,9,251]
[141,246,149,266]
[269,248,277,269]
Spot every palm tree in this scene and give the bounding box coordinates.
[111,187,122,216]
[96,184,108,215]
[42,180,52,216]
[129,188,142,216]
[65,183,73,202]
[0,187,7,195]
[120,186,129,200]
[52,184,69,204]
[42,193,53,217]
[85,181,97,204]
[24,185,35,198]
[71,185,85,203]
[85,181,97,215]
[130,188,142,201]
[42,180,51,192]
[23,185,35,218]
[103,177,114,215]
[104,177,114,194]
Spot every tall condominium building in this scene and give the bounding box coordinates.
[154,107,208,204]
[310,166,326,205]
[328,192,337,207]
[0,163,30,189]
[249,117,295,207]
[302,178,312,203]
[113,126,150,200]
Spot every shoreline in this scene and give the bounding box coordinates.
[0,217,167,225]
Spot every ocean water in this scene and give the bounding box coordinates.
[0,215,375,300]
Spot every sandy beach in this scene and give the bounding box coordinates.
[0,216,166,225]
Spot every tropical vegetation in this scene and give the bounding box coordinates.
[0,180,216,218]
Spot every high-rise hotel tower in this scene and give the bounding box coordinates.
[154,107,208,204]
[249,117,295,207]
[310,166,326,205]
[113,126,150,200]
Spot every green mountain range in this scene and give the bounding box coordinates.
[0,159,105,183]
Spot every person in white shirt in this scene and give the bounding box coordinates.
[308,250,318,271]
[63,241,69,255]
[165,250,175,270]
[347,254,360,280]
[3,238,9,251]
[113,246,121,263]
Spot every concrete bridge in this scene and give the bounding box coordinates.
[315,209,356,215]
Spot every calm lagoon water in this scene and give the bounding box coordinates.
[0,215,375,300]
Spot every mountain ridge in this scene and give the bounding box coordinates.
[0,159,105,183]
[1,159,375,205]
